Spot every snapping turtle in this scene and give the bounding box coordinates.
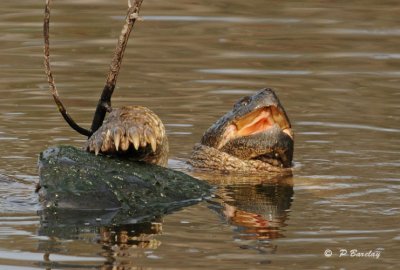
[84,88,294,172]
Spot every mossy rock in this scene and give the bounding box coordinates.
[38,145,211,222]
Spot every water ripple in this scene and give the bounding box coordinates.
[300,175,357,180]
[296,228,398,235]
[297,121,400,133]
[221,51,400,60]
[112,15,301,24]
[333,188,395,199]
[194,79,266,86]
[198,69,312,75]
[208,89,255,95]
[0,250,104,262]
[323,28,400,36]
[198,68,400,77]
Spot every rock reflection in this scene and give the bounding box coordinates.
[98,221,162,270]
[38,209,163,269]
[99,221,162,250]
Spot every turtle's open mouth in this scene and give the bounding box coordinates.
[217,106,293,149]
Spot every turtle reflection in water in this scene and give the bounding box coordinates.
[217,180,293,240]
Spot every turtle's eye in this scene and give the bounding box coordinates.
[234,96,251,109]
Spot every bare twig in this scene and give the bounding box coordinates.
[43,0,91,136]
[90,0,144,133]
[44,0,144,137]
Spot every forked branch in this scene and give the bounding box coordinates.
[43,0,91,136]
[43,0,144,137]
[90,0,144,133]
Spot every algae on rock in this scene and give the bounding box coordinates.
[38,146,211,220]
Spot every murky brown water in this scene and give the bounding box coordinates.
[0,0,399,269]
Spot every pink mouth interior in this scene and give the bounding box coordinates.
[217,106,293,149]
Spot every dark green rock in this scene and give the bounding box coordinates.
[38,145,211,222]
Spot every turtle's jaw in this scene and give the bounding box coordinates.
[217,105,293,150]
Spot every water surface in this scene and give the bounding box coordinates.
[0,0,399,269]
